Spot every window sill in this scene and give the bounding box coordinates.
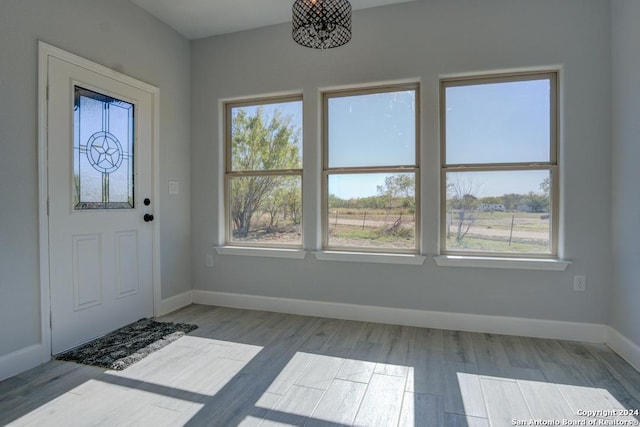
[215,246,307,259]
[433,255,570,271]
[313,250,427,265]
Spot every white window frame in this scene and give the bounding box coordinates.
[224,95,304,248]
[322,83,421,254]
[440,71,559,258]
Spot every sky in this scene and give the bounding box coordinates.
[232,78,552,200]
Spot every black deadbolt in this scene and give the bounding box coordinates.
[144,198,151,206]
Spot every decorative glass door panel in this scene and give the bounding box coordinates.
[74,86,134,210]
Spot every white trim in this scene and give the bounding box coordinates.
[39,42,158,93]
[192,290,607,343]
[151,73,162,318]
[215,246,307,259]
[0,345,43,382]
[606,327,640,372]
[434,255,570,271]
[37,42,52,366]
[313,251,427,265]
[37,41,161,360]
[157,291,194,317]
[439,64,564,80]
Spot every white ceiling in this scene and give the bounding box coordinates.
[130,0,415,40]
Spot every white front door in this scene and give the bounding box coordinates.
[47,55,155,354]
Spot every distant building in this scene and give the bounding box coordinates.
[516,204,534,213]
[479,203,505,212]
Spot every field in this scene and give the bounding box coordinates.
[231,216,302,245]
[446,210,550,253]
[231,208,551,254]
[327,208,416,250]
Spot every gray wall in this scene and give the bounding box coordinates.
[611,0,640,346]
[0,0,191,357]
[192,0,613,324]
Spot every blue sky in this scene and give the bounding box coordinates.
[233,79,551,199]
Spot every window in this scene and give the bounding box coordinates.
[74,86,135,210]
[441,72,558,257]
[323,84,420,253]
[225,96,303,247]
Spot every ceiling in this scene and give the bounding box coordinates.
[130,0,415,40]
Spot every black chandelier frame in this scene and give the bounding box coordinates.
[292,0,352,49]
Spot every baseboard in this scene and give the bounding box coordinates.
[157,290,193,317]
[0,344,44,382]
[606,327,640,372]
[192,290,608,343]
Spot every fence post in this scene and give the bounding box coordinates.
[508,215,515,246]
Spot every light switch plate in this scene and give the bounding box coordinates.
[168,180,179,195]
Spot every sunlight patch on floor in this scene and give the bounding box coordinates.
[249,351,414,426]
[457,372,638,424]
[10,337,263,426]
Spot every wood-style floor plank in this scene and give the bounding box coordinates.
[500,335,541,370]
[306,379,367,426]
[444,413,489,427]
[1,304,639,427]
[443,330,477,365]
[352,373,406,427]
[443,362,486,419]
[480,377,532,426]
[398,392,444,427]
[517,379,575,419]
[261,385,325,426]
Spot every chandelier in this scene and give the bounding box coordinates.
[292,0,352,49]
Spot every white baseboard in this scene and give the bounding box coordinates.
[192,290,608,343]
[606,327,640,372]
[157,291,193,317]
[0,344,44,382]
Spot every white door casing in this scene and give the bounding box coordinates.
[39,43,160,355]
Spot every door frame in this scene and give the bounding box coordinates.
[37,41,161,362]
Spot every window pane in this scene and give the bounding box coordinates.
[327,173,416,250]
[445,79,551,165]
[74,86,134,210]
[230,100,302,171]
[229,175,302,246]
[328,90,416,168]
[445,170,551,254]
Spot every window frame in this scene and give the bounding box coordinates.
[322,83,421,254]
[439,71,559,258]
[224,94,304,248]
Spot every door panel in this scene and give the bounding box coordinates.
[115,230,140,299]
[48,56,154,354]
[72,234,103,311]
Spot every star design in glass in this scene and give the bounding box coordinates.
[91,136,120,168]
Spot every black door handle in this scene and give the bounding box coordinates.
[144,213,154,222]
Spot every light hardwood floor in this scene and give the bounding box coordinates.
[1,304,639,426]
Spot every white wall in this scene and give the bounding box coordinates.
[611,0,640,347]
[0,0,191,358]
[192,0,613,324]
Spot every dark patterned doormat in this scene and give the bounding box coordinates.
[55,318,198,370]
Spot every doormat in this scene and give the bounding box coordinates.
[55,318,198,370]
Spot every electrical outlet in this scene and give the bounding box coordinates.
[573,275,586,292]
[206,254,214,268]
